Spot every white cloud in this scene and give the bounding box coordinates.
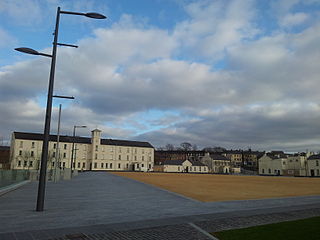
[174,0,259,60]
[280,12,309,27]
[0,28,16,48]
[1,0,320,151]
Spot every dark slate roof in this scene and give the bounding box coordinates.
[0,146,10,151]
[100,139,153,148]
[163,160,184,165]
[163,160,206,166]
[189,160,206,166]
[308,154,320,160]
[210,154,230,161]
[13,132,153,148]
[223,150,242,154]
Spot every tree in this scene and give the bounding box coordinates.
[165,144,175,151]
[192,144,198,151]
[180,142,192,151]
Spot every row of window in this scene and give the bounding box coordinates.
[19,150,68,159]
[94,154,151,161]
[19,141,152,154]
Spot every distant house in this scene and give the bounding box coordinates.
[307,154,320,177]
[201,153,231,174]
[159,159,208,173]
[154,150,206,165]
[222,150,242,167]
[258,153,287,176]
[242,150,265,169]
[284,154,308,176]
[0,146,10,169]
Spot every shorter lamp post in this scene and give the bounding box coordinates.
[71,125,87,172]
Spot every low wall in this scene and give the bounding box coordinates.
[0,169,29,188]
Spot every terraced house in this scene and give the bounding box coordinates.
[10,129,154,172]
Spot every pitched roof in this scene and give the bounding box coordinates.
[307,154,320,160]
[163,160,206,166]
[163,160,184,165]
[210,154,230,161]
[189,160,206,166]
[0,146,10,151]
[13,132,153,148]
[101,139,153,148]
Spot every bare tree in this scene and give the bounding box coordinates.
[192,144,198,151]
[165,144,175,151]
[180,142,192,151]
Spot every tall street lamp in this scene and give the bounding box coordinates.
[71,125,87,172]
[15,7,106,212]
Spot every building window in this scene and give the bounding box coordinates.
[19,141,23,148]
[127,148,130,153]
[110,163,112,168]
[53,143,56,149]
[63,153,66,158]
[31,142,35,148]
[142,164,144,167]
[31,151,34,157]
[126,163,129,168]
[118,163,121,169]
[135,148,137,154]
[95,145,98,151]
[127,155,129,161]
[64,144,67,150]
[317,169,320,175]
[78,162,80,168]
[149,164,151,169]
[101,163,104,168]
[52,152,55,158]
[118,155,121,160]
[134,156,137,161]
[268,169,271,174]
[95,154,98,160]
[29,161,33,167]
[119,147,122,153]
[262,169,264,174]
[19,150,22,156]
[178,167,180,171]
[23,161,27,167]
[63,162,66,168]
[18,161,21,167]
[316,160,319,166]
[149,157,151,161]
[82,162,86,169]
[94,162,97,168]
[106,163,108,169]
[52,162,55,167]
[142,156,144,161]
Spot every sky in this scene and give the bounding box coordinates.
[1,0,320,152]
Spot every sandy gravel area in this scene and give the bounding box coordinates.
[112,172,320,202]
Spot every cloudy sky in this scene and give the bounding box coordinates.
[1,0,320,152]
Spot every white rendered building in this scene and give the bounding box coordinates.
[10,129,154,172]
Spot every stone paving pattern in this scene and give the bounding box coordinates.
[1,172,320,240]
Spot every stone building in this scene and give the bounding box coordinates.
[10,129,154,172]
[159,159,208,173]
[200,153,231,174]
[307,154,320,177]
[154,150,206,165]
[0,146,10,169]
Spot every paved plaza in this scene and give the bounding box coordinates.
[0,172,320,239]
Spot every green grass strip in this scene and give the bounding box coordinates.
[212,216,320,240]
